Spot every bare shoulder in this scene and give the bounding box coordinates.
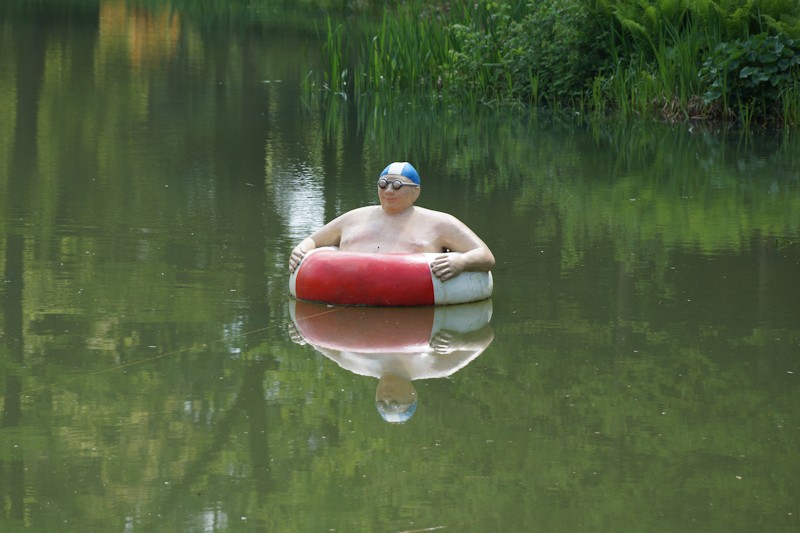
[348,205,382,216]
[415,206,470,229]
[414,207,494,265]
[350,205,383,216]
[330,205,381,224]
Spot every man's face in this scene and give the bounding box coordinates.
[377,175,420,213]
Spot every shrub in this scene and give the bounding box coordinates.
[510,0,609,103]
[699,33,800,111]
[444,0,608,104]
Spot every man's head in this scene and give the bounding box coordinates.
[377,162,421,213]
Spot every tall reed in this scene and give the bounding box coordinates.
[321,16,348,98]
[781,81,800,126]
[315,2,453,106]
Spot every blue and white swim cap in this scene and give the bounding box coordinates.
[380,162,420,185]
[376,399,418,424]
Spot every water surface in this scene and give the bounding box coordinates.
[1,3,799,532]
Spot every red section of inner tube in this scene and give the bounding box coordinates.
[295,250,435,306]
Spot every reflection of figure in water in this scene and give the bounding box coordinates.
[289,300,494,423]
[375,375,417,423]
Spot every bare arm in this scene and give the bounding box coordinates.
[429,214,495,281]
[288,214,347,273]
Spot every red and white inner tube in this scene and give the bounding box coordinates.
[289,247,493,306]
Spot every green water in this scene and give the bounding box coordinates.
[1,3,799,532]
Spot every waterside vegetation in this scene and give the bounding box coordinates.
[6,0,796,126]
[306,0,800,128]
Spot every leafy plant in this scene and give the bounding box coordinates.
[515,0,609,103]
[444,0,608,105]
[699,33,800,114]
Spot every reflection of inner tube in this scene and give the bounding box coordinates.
[290,299,494,424]
[289,298,493,353]
[289,247,493,306]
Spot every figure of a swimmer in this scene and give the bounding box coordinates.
[288,162,494,281]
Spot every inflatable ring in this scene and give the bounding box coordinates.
[289,247,493,306]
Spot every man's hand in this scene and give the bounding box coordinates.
[287,322,306,345]
[430,253,465,281]
[289,245,306,273]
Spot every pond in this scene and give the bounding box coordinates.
[1,2,799,532]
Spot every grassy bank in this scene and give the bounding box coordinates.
[306,0,800,128]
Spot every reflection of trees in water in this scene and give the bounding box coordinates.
[0,7,289,526]
[318,98,800,248]
[2,236,25,521]
[99,1,181,69]
[2,13,44,518]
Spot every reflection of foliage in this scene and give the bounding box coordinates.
[317,97,800,263]
[4,305,800,531]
